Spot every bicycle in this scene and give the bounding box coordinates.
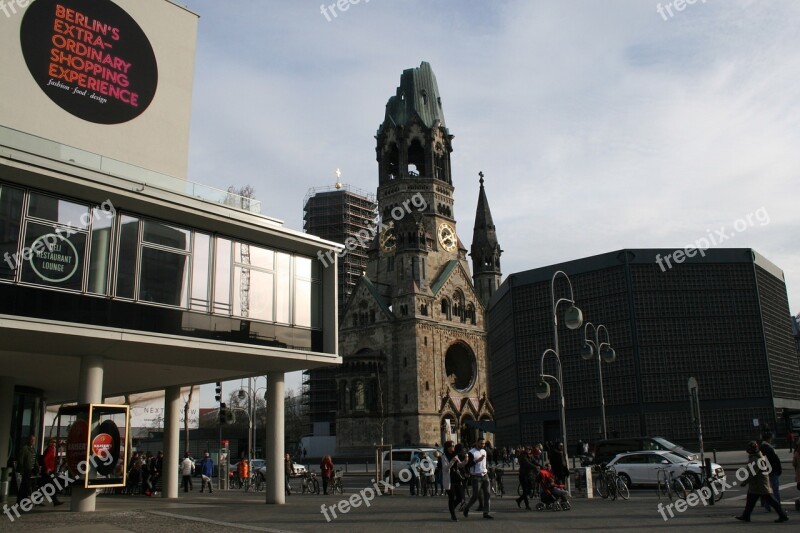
[696,464,725,502]
[595,464,629,501]
[300,471,320,494]
[656,466,687,502]
[489,467,505,497]
[331,469,345,495]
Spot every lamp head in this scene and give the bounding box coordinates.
[581,342,594,361]
[601,346,616,363]
[564,304,583,330]
[535,380,551,400]
[237,389,247,401]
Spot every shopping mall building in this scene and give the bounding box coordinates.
[0,0,340,510]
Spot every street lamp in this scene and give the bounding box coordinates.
[536,270,583,495]
[582,322,616,440]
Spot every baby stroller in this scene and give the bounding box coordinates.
[535,473,571,511]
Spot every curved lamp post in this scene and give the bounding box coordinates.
[582,323,616,440]
[536,270,583,495]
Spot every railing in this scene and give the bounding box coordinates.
[0,125,262,214]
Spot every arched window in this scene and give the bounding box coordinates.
[353,380,365,411]
[440,298,451,320]
[453,291,465,322]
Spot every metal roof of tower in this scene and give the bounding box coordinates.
[383,61,447,129]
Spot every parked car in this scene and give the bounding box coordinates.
[256,462,306,478]
[593,437,698,465]
[606,450,724,488]
[380,447,439,481]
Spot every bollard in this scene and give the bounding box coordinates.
[0,467,9,504]
[712,449,717,464]
[704,457,714,506]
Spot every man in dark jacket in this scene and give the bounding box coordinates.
[199,451,214,493]
[16,435,36,506]
[760,432,782,512]
[515,447,536,510]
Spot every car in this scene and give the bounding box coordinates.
[593,437,698,465]
[380,447,440,481]
[228,458,266,477]
[255,462,306,478]
[606,450,725,488]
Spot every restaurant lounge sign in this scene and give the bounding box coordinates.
[20,0,158,124]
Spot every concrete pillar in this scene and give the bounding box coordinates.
[71,356,103,512]
[265,372,285,504]
[162,387,181,499]
[0,377,15,467]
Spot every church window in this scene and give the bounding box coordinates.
[453,291,465,322]
[441,298,451,320]
[407,139,425,176]
[339,381,348,412]
[424,336,428,346]
[466,304,476,325]
[420,89,428,105]
[420,304,428,316]
[425,381,429,391]
[370,309,376,323]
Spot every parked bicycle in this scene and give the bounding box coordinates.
[656,466,687,502]
[331,469,345,495]
[300,471,320,494]
[595,463,629,501]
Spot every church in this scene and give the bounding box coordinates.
[335,62,502,454]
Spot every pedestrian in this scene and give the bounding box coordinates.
[142,452,153,496]
[515,446,535,510]
[40,438,64,506]
[284,453,293,495]
[793,439,800,509]
[199,450,214,493]
[759,431,783,513]
[150,451,163,495]
[734,441,788,522]
[442,441,463,521]
[550,442,568,484]
[181,451,195,492]
[434,451,444,496]
[16,434,39,508]
[462,437,492,519]
[320,454,334,495]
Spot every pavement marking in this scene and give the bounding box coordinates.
[146,510,300,533]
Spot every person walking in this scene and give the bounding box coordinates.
[320,455,334,495]
[462,437,492,519]
[759,431,783,513]
[550,442,568,484]
[199,450,214,493]
[181,452,195,493]
[787,431,795,453]
[441,441,463,521]
[734,441,788,523]
[40,438,64,506]
[793,440,800,511]
[150,451,163,495]
[284,453,293,496]
[16,435,38,507]
[515,446,535,510]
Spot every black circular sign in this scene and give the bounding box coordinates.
[20,0,158,124]
[93,419,121,476]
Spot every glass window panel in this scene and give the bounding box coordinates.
[116,216,139,299]
[142,219,191,251]
[27,192,90,229]
[139,248,189,307]
[214,238,232,314]
[87,208,114,295]
[234,267,273,322]
[191,233,211,311]
[311,258,321,280]
[296,256,312,279]
[235,242,273,269]
[20,221,86,291]
[0,185,24,281]
[276,252,291,324]
[295,278,312,327]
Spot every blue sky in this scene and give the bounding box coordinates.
[182,0,800,405]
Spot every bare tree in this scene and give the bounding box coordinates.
[183,387,194,453]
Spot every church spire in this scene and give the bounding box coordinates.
[470,171,502,308]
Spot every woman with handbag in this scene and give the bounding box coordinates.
[442,441,463,521]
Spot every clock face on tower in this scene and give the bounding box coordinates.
[379,222,396,253]
[438,222,457,252]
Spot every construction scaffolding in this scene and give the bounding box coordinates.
[302,183,377,435]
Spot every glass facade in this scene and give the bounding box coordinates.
[0,181,323,349]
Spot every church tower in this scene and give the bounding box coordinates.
[470,172,502,308]
[336,62,495,455]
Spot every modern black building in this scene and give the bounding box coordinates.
[488,248,800,450]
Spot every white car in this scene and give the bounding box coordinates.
[256,462,307,478]
[607,450,725,488]
[380,447,439,480]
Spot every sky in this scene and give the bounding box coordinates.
[182,0,800,406]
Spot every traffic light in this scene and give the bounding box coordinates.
[219,403,234,425]
[215,382,222,403]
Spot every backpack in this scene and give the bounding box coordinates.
[466,450,476,470]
